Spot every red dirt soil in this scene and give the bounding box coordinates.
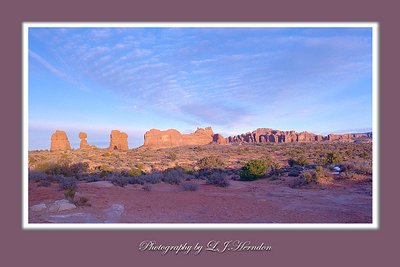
[29,178,372,224]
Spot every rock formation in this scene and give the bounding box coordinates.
[227,128,372,144]
[213,133,227,144]
[108,130,128,150]
[50,130,71,151]
[79,132,96,149]
[144,127,215,148]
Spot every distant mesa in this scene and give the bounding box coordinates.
[50,130,71,151]
[144,127,223,148]
[79,132,97,150]
[108,130,128,150]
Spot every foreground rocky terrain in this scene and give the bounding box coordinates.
[28,141,373,224]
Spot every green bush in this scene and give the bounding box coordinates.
[324,151,342,165]
[197,156,225,169]
[239,159,269,181]
[128,167,143,177]
[64,188,76,202]
[288,155,310,167]
[300,170,317,184]
[315,166,332,180]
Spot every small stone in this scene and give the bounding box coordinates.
[30,203,47,212]
[49,199,76,212]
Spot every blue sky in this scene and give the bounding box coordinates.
[28,26,373,150]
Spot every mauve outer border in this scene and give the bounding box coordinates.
[1,0,398,266]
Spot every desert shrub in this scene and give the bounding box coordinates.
[288,155,310,167]
[68,162,89,177]
[136,163,145,170]
[127,176,145,185]
[337,171,355,180]
[181,182,199,191]
[288,169,301,177]
[143,172,163,184]
[336,162,355,172]
[161,167,188,184]
[315,166,332,180]
[85,174,101,183]
[359,151,370,159]
[34,162,60,174]
[268,161,284,176]
[128,167,143,177]
[323,151,342,165]
[166,152,178,161]
[197,156,225,169]
[179,165,196,175]
[34,161,89,178]
[109,175,129,187]
[300,170,317,184]
[143,184,152,192]
[29,170,48,182]
[75,196,91,207]
[59,177,77,191]
[239,159,269,181]
[63,188,76,202]
[353,160,373,175]
[202,169,230,187]
[288,177,308,188]
[99,164,113,178]
[37,179,51,187]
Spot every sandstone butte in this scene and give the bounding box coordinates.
[50,130,71,151]
[108,130,129,150]
[144,127,216,148]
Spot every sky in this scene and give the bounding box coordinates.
[28,26,373,150]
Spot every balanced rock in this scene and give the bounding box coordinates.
[50,130,71,151]
[79,132,96,149]
[109,130,128,150]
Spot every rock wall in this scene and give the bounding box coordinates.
[144,127,216,148]
[50,130,71,151]
[227,128,372,144]
[108,130,128,150]
[213,133,227,144]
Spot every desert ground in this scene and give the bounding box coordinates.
[28,142,373,224]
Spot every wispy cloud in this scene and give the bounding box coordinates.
[29,49,90,92]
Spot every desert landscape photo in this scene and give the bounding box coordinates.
[25,24,376,226]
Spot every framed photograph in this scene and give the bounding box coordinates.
[23,22,378,230]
